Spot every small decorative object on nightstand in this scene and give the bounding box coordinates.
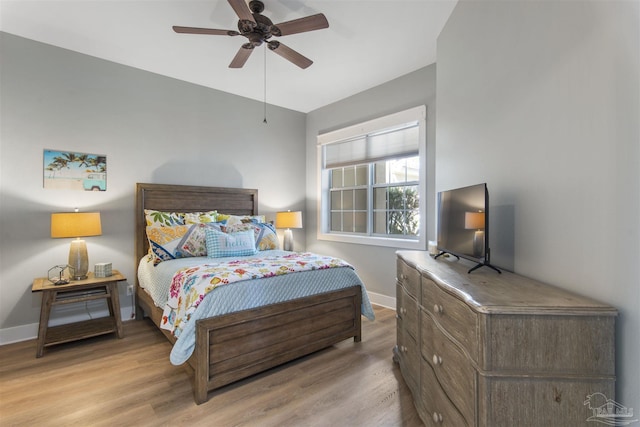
[32,270,126,357]
[94,262,112,278]
[276,210,302,251]
[47,264,73,285]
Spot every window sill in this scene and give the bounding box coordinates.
[317,232,425,250]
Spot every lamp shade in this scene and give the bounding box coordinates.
[51,212,102,238]
[464,211,485,230]
[275,211,303,229]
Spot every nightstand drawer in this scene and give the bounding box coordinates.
[422,277,478,362]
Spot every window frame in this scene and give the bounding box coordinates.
[317,106,427,249]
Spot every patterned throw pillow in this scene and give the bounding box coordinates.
[146,223,225,264]
[175,223,222,258]
[146,225,191,264]
[204,228,258,258]
[217,213,266,226]
[183,211,218,225]
[144,209,184,227]
[222,222,278,251]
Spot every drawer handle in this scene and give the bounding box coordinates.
[401,273,408,280]
[432,354,442,365]
[432,412,443,423]
[400,307,407,315]
[433,304,443,314]
[401,346,408,353]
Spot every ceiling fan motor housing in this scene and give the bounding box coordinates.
[238,1,281,47]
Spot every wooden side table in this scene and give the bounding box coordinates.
[31,270,127,357]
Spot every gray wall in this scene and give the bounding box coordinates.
[305,65,437,303]
[2,0,638,410]
[0,33,307,339]
[437,0,639,410]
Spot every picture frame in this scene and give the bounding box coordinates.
[43,149,107,191]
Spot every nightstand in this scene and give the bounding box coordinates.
[31,270,126,357]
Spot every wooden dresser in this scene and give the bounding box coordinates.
[394,250,617,427]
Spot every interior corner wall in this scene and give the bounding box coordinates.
[436,0,639,410]
[305,64,437,303]
[0,32,306,341]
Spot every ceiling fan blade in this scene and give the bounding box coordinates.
[273,13,329,36]
[268,41,313,69]
[229,46,254,68]
[228,0,256,24]
[173,26,239,36]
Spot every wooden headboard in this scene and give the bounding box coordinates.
[135,183,259,270]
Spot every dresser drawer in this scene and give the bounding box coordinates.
[397,323,419,395]
[421,362,469,427]
[421,310,475,425]
[397,283,419,340]
[397,258,420,299]
[422,277,479,362]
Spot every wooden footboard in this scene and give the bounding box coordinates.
[193,286,362,404]
[137,285,362,404]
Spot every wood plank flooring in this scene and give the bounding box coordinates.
[0,305,423,427]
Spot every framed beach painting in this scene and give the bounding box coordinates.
[43,150,107,191]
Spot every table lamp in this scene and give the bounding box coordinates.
[275,210,302,251]
[51,211,102,280]
[465,211,485,258]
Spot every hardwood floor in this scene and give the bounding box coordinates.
[0,305,423,427]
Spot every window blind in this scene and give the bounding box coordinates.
[323,123,419,169]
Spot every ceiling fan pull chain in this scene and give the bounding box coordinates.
[263,45,268,124]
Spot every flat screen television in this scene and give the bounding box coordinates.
[436,183,501,274]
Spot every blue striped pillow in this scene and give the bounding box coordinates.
[204,227,258,258]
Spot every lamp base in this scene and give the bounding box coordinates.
[283,229,294,251]
[69,239,89,280]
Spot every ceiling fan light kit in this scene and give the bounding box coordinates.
[173,0,329,69]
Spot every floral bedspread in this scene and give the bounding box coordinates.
[160,252,353,336]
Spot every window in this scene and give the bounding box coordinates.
[317,106,426,249]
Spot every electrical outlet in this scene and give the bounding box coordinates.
[126,284,134,296]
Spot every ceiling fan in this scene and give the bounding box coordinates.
[173,0,329,69]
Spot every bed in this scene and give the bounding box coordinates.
[134,183,374,404]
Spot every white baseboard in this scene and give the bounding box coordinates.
[0,323,39,345]
[367,291,396,310]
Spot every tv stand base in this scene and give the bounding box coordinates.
[468,262,502,274]
[434,251,459,260]
[435,251,502,274]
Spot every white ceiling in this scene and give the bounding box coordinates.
[0,0,457,113]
